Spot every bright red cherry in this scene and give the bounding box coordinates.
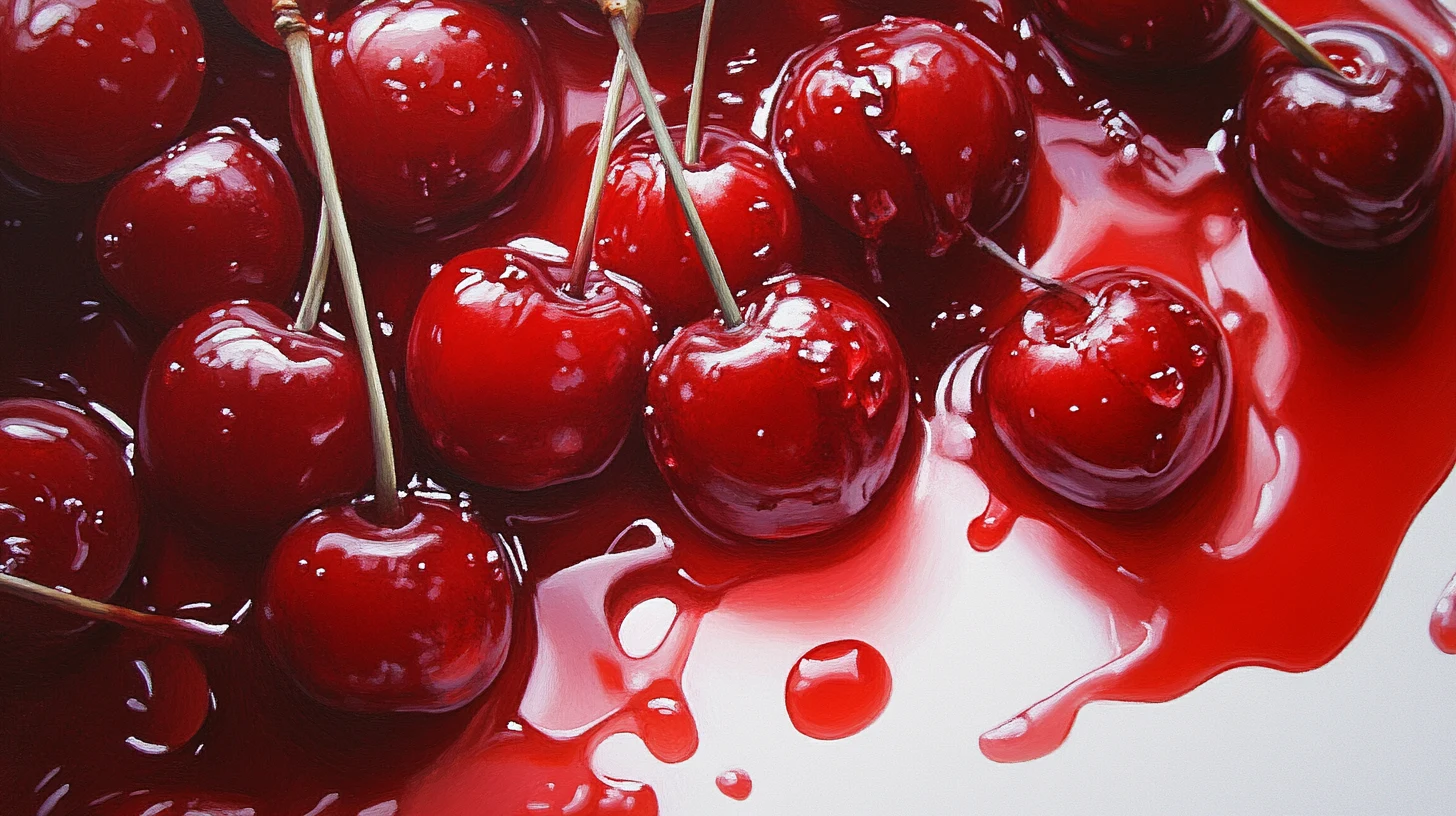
[981,269,1232,511]
[294,0,547,229]
[645,275,910,540]
[596,125,802,326]
[1029,0,1252,70]
[224,0,332,48]
[95,123,305,326]
[260,494,514,713]
[0,399,139,636]
[138,301,372,529]
[1243,23,1455,250]
[0,0,205,183]
[407,246,655,491]
[82,790,257,816]
[771,18,1031,256]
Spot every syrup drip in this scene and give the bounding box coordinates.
[784,640,893,741]
[968,495,1016,552]
[1430,571,1456,654]
[714,769,752,801]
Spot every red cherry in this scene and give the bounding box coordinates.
[644,275,910,540]
[771,17,1031,256]
[981,269,1232,511]
[138,301,372,529]
[95,124,305,326]
[596,125,802,326]
[0,0,204,184]
[407,246,655,491]
[294,0,547,229]
[0,399,139,636]
[1243,23,1455,249]
[82,790,257,816]
[260,494,514,713]
[1029,0,1252,70]
[577,0,702,14]
[223,0,332,48]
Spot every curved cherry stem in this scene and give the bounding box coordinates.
[0,572,229,643]
[295,209,331,332]
[276,1,400,520]
[610,12,744,328]
[683,0,717,166]
[1233,0,1343,78]
[566,49,631,299]
[968,229,1096,307]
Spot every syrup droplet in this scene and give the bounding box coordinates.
[785,640,892,741]
[715,769,752,801]
[1429,570,1456,654]
[629,679,698,764]
[968,495,1016,552]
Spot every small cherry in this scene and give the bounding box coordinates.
[138,301,372,529]
[980,268,1233,511]
[1029,0,1253,71]
[292,0,547,229]
[407,245,656,491]
[1243,22,1455,249]
[95,123,305,326]
[82,790,258,816]
[645,275,911,540]
[0,0,205,183]
[771,17,1032,256]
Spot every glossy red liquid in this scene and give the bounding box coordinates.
[1028,0,1252,71]
[715,769,752,800]
[82,790,258,815]
[785,640,893,741]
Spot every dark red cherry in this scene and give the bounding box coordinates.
[1243,23,1455,249]
[1029,0,1252,71]
[294,0,546,229]
[82,789,257,816]
[645,275,910,540]
[224,0,332,48]
[981,269,1232,511]
[577,0,702,14]
[96,124,305,326]
[0,0,204,184]
[771,17,1031,256]
[597,125,802,326]
[260,494,514,713]
[407,246,655,491]
[0,399,139,636]
[138,301,372,529]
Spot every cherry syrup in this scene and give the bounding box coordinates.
[3,0,1456,813]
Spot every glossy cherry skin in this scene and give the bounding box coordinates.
[645,275,910,540]
[1243,23,1455,250]
[224,0,332,48]
[138,301,372,529]
[597,125,802,326]
[96,124,304,326]
[407,247,656,491]
[260,494,514,713]
[0,399,139,635]
[82,790,258,815]
[771,17,1032,256]
[981,269,1232,511]
[1029,0,1252,71]
[0,0,204,183]
[294,0,547,230]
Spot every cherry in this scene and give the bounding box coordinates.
[293,0,547,230]
[981,269,1232,511]
[260,494,514,713]
[1029,0,1252,71]
[224,0,332,49]
[596,125,802,326]
[407,246,656,491]
[1243,23,1455,249]
[0,399,139,637]
[644,275,910,540]
[0,0,205,184]
[771,17,1032,256]
[138,301,372,530]
[95,123,305,326]
[82,790,257,816]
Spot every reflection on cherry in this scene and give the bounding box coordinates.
[772,17,1031,256]
[645,275,910,540]
[96,124,304,325]
[597,125,802,326]
[981,269,1232,511]
[1029,0,1252,71]
[1243,23,1455,249]
[0,0,205,183]
[138,302,372,529]
[260,494,514,713]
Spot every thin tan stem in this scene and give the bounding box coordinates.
[968,229,1096,307]
[295,209,331,332]
[0,572,229,643]
[1234,0,1343,77]
[683,0,717,166]
[567,49,630,298]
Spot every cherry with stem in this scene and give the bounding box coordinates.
[0,572,229,643]
[967,228,1094,306]
[1232,0,1341,78]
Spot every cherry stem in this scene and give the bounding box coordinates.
[968,229,1096,306]
[295,210,331,332]
[610,12,744,328]
[566,49,631,299]
[683,0,717,167]
[0,572,229,643]
[276,1,400,520]
[1233,0,1342,78]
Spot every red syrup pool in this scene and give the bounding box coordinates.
[2,0,1456,813]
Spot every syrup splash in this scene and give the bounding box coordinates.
[784,640,893,741]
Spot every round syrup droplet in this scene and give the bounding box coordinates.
[785,640,892,741]
[1430,571,1456,654]
[715,769,752,801]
